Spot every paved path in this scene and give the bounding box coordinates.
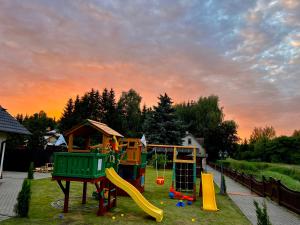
[0,171,51,220]
[207,166,300,225]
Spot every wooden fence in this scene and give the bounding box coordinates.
[209,162,300,215]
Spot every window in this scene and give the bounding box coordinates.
[188,138,192,145]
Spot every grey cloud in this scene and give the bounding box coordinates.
[0,0,299,137]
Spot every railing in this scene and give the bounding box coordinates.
[209,162,300,215]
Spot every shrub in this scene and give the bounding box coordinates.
[220,173,227,195]
[254,200,272,225]
[15,179,31,217]
[268,166,300,181]
[152,154,167,170]
[216,160,230,168]
[27,162,34,180]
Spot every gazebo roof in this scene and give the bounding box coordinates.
[0,106,31,135]
[64,119,123,137]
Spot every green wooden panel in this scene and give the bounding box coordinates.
[53,152,107,179]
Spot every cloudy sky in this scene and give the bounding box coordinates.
[0,0,299,138]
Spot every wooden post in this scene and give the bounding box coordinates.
[68,134,73,152]
[262,176,266,197]
[250,175,253,192]
[0,141,6,179]
[95,182,105,216]
[82,182,87,204]
[64,181,70,213]
[277,180,281,205]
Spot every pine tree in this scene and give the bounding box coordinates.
[16,114,24,123]
[59,98,74,132]
[93,90,102,121]
[143,93,184,145]
[100,88,109,123]
[14,179,31,217]
[107,88,117,127]
[99,88,117,128]
[72,95,81,125]
[141,105,148,127]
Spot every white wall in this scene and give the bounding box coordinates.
[182,134,200,148]
[182,134,205,157]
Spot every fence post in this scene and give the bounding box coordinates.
[250,175,253,192]
[277,180,281,205]
[262,176,266,197]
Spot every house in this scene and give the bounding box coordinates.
[43,129,67,150]
[0,106,31,178]
[182,132,207,175]
[182,132,206,157]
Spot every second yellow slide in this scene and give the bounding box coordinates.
[202,173,219,211]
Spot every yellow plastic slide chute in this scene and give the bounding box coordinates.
[202,173,219,211]
[105,167,163,222]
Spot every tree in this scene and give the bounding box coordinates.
[100,88,118,128]
[143,93,184,145]
[218,120,239,157]
[59,98,74,132]
[14,179,31,217]
[118,89,142,137]
[175,95,238,161]
[23,111,56,150]
[249,126,276,144]
[292,130,300,137]
[16,114,24,123]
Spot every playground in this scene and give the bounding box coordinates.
[0,167,250,225]
[0,119,252,225]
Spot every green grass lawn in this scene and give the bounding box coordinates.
[219,159,300,191]
[1,167,250,225]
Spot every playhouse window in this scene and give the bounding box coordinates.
[188,138,192,145]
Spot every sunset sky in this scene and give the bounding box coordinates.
[0,0,299,138]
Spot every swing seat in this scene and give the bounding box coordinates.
[156,177,165,185]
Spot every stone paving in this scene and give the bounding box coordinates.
[207,166,300,225]
[0,171,51,220]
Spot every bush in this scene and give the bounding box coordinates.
[15,179,31,217]
[27,162,34,180]
[152,154,167,170]
[254,200,272,225]
[268,166,300,181]
[220,173,227,195]
[216,160,230,168]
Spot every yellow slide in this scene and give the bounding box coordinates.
[105,167,163,222]
[201,173,219,211]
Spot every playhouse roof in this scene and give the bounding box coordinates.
[0,106,31,135]
[64,119,123,137]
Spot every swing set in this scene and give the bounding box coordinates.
[147,144,197,200]
[154,147,167,185]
